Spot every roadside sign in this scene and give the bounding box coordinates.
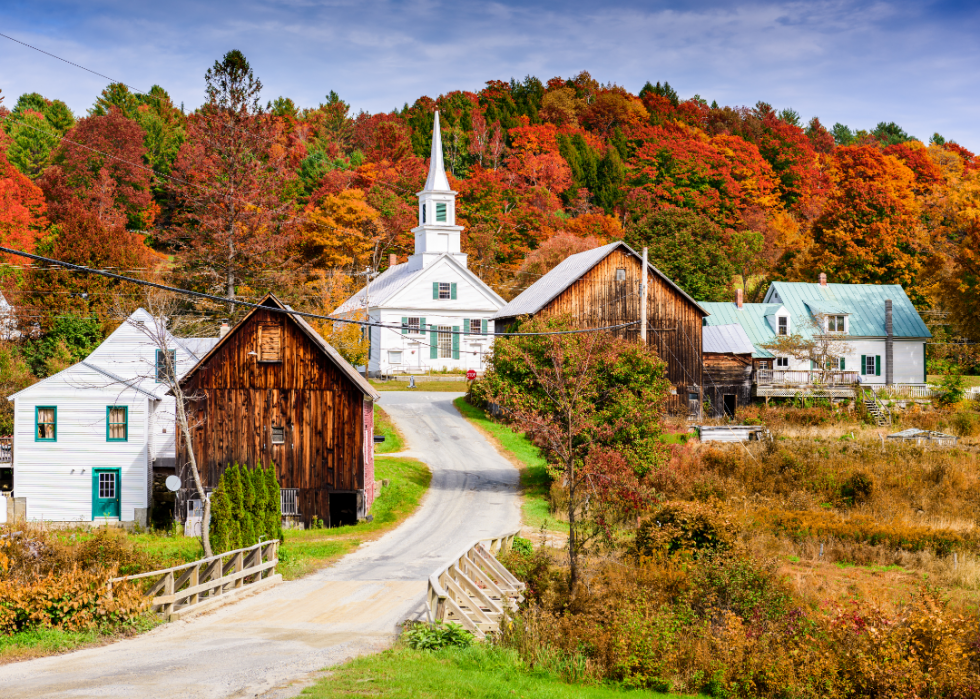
[466,369,477,381]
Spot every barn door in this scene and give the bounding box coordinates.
[92,468,121,520]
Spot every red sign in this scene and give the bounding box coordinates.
[466,369,477,381]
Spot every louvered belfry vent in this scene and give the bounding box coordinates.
[258,324,283,362]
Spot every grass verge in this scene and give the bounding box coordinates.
[371,379,471,392]
[374,404,406,453]
[452,397,566,533]
[300,643,699,699]
[0,615,159,664]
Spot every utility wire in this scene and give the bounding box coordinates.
[0,245,637,337]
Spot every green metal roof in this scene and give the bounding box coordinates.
[700,302,781,358]
[764,282,931,339]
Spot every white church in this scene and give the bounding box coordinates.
[336,112,507,376]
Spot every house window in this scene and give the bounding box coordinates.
[775,357,789,368]
[469,319,482,335]
[436,202,447,222]
[777,317,789,336]
[35,406,56,442]
[258,324,283,362]
[864,355,878,375]
[615,268,626,282]
[407,317,421,333]
[438,282,451,299]
[155,349,176,383]
[827,315,846,333]
[272,426,285,444]
[438,326,453,359]
[107,406,128,442]
[389,351,403,365]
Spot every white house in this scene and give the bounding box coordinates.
[336,112,507,376]
[701,274,932,393]
[7,310,217,524]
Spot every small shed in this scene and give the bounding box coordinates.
[175,294,382,528]
[703,323,754,418]
[887,428,957,446]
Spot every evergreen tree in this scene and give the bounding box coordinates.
[240,464,257,546]
[226,464,246,550]
[265,464,284,542]
[252,464,269,541]
[209,475,239,554]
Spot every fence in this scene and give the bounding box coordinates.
[756,370,859,386]
[0,436,11,465]
[109,540,280,621]
[281,488,299,516]
[426,529,525,638]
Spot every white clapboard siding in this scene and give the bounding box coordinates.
[766,339,927,385]
[12,363,150,522]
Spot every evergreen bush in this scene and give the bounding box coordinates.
[207,462,283,554]
[265,464,284,542]
[240,465,257,547]
[252,465,269,541]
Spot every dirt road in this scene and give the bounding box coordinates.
[0,392,521,699]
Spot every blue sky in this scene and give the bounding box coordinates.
[2,0,979,149]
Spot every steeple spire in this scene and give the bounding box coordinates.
[423,111,452,192]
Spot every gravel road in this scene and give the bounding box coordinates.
[0,392,521,699]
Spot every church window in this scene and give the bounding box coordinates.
[438,326,453,358]
[438,282,452,299]
[469,319,482,334]
[407,317,421,333]
[436,202,447,222]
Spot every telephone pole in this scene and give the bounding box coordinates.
[640,247,648,344]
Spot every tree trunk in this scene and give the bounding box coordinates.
[175,391,212,557]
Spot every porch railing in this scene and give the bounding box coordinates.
[756,370,859,386]
[0,436,10,465]
[280,488,300,516]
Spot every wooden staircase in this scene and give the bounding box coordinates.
[426,531,525,638]
[862,387,892,426]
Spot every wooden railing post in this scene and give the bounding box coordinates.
[234,551,244,589]
[163,571,175,618]
[188,563,200,605]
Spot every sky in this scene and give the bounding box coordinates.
[1,0,979,149]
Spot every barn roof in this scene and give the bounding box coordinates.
[703,324,755,355]
[491,241,706,320]
[699,302,782,358]
[177,294,381,401]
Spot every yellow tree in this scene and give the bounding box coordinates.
[298,189,380,270]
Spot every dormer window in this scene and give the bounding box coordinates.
[777,316,789,336]
[827,315,846,333]
[436,202,447,222]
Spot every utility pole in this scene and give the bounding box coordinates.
[640,247,648,344]
[361,266,374,381]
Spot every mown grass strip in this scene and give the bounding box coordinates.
[0,616,160,664]
[301,644,700,699]
[371,379,471,392]
[374,404,405,454]
[452,397,566,533]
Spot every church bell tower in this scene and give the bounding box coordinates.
[410,111,466,269]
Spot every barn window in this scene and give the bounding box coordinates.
[615,268,626,281]
[155,349,176,382]
[107,406,128,442]
[258,324,283,362]
[35,406,56,442]
[272,426,285,444]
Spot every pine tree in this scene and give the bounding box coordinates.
[209,473,240,554]
[252,464,269,541]
[265,464,284,542]
[240,464,257,546]
[226,464,246,551]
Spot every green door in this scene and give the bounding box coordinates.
[92,469,121,519]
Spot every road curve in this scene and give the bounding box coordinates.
[0,392,521,699]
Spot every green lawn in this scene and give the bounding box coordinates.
[371,379,471,392]
[928,374,980,387]
[0,617,159,664]
[374,404,405,454]
[452,397,566,533]
[301,644,700,699]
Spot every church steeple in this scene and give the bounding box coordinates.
[410,111,465,268]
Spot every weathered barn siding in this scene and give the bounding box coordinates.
[703,354,753,418]
[177,305,371,526]
[498,247,705,415]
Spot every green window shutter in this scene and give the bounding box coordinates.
[923,344,927,383]
[482,319,488,335]
[436,202,447,222]
[839,357,845,370]
[432,282,439,300]
[875,355,881,376]
[430,329,438,359]
[420,317,426,332]
[463,318,470,335]
[860,355,866,375]
[452,326,460,359]
[401,317,408,335]
[450,283,457,300]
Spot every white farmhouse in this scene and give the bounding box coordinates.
[336,112,506,376]
[7,310,217,524]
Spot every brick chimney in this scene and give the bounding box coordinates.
[389,253,398,267]
[219,322,230,338]
[735,288,743,309]
[819,272,827,287]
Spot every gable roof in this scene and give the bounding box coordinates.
[178,294,380,401]
[490,241,706,320]
[335,253,505,314]
[703,324,755,355]
[765,282,931,338]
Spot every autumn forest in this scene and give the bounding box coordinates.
[2,49,980,397]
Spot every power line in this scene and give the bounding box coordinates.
[0,245,637,338]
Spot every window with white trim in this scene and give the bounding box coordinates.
[438,326,453,359]
[775,357,789,368]
[827,315,846,333]
[777,316,789,336]
[469,319,482,334]
[389,351,403,365]
[407,317,421,334]
[272,426,285,444]
[438,282,451,299]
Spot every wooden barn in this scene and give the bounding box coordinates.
[491,241,707,416]
[175,294,382,528]
[702,323,755,418]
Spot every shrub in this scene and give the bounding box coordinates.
[511,536,533,556]
[403,621,475,650]
[840,471,874,506]
[634,501,738,558]
[951,410,980,437]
